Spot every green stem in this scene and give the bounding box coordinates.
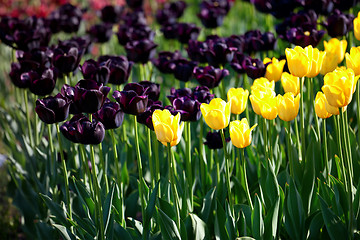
[110,129,121,187]
[262,118,269,162]
[99,143,109,193]
[294,117,302,160]
[79,144,93,195]
[167,143,181,230]
[322,119,330,185]
[241,148,253,209]
[134,115,146,222]
[300,77,305,161]
[24,90,34,147]
[34,97,39,146]
[334,116,347,188]
[213,149,220,186]
[199,118,206,190]
[185,122,193,210]
[56,123,72,222]
[90,144,105,240]
[152,131,160,184]
[357,81,360,145]
[286,122,294,178]
[147,128,155,188]
[47,124,56,183]
[221,129,234,212]
[64,74,69,85]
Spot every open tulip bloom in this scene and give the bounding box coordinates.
[229,118,257,149]
[152,109,184,146]
[200,98,231,130]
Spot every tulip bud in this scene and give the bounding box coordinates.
[354,12,360,41]
[277,93,300,121]
[314,92,332,119]
[285,46,311,77]
[152,109,184,146]
[323,38,347,64]
[227,87,249,115]
[229,118,257,149]
[250,89,278,120]
[281,72,300,95]
[306,46,326,78]
[345,46,360,76]
[263,57,286,82]
[200,98,231,130]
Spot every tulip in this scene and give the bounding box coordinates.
[187,40,208,63]
[170,96,201,122]
[285,27,325,48]
[113,82,148,115]
[193,66,229,89]
[324,9,354,38]
[139,81,161,101]
[176,23,201,44]
[306,46,326,78]
[345,46,360,76]
[354,12,360,41]
[35,93,71,124]
[277,92,300,121]
[193,86,215,104]
[87,23,113,43]
[249,89,278,120]
[47,3,83,34]
[117,25,154,46]
[281,72,300,95]
[322,68,358,108]
[230,52,248,74]
[323,38,347,64]
[152,109,184,146]
[137,100,164,130]
[53,42,82,74]
[229,118,257,149]
[314,92,332,119]
[203,38,237,67]
[126,0,143,9]
[100,5,123,24]
[204,130,229,149]
[80,59,110,85]
[243,57,266,79]
[172,59,197,82]
[125,39,157,64]
[320,51,339,75]
[251,77,275,93]
[200,98,231,130]
[93,99,124,130]
[285,46,311,77]
[24,68,57,96]
[152,51,183,74]
[227,87,249,115]
[264,57,286,82]
[156,1,187,25]
[98,55,133,85]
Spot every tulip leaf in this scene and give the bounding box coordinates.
[52,223,76,240]
[306,211,324,240]
[251,195,264,240]
[189,213,210,240]
[72,177,95,216]
[319,195,348,240]
[157,208,181,240]
[214,200,229,240]
[113,224,134,240]
[103,181,116,236]
[144,182,159,240]
[40,194,71,227]
[264,196,280,240]
[236,210,247,236]
[199,187,216,224]
[302,138,316,214]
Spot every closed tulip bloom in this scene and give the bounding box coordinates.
[250,89,278,120]
[229,118,257,149]
[324,96,347,115]
[227,87,249,115]
[277,92,300,121]
[314,92,332,119]
[323,38,347,64]
[320,51,339,75]
[281,72,300,95]
[345,46,360,76]
[152,109,184,146]
[285,46,311,77]
[322,68,358,108]
[251,77,275,93]
[354,12,360,41]
[200,98,231,130]
[306,46,326,78]
[263,57,286,82]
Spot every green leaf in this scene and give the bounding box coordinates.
[302,139,316,214]
[264,197,280,240]
[251,195,264,239]
[319,195,348,240]
[158,198,176,220]
[103,182,116,235]
[214,200,229,240]
[52,224,76,240]
[114,224,134,240]
[40,194,70,227]
[189,213,210,240]
[199,187,216,224]
[307,211,324,240]
[144,182,159,240]
[157,208,181,240]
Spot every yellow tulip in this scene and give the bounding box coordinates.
[306,46,326,78]
[277,93,300,121]
[200,98,231,130]
[323,38,347,64]
[227,87,249,115]
[229,118,257,149]
[251,77,275,93]
[314,92,332,119]
[249,90,278,120]
[281,72,300,95]
[285,46,311,77]
[346,46,360,76]
[324,96,347,115]
[263,57,286,82]
[152,109,184,146]
[320,51,339,75]
[354,12,360,41]
[322,68,359,108]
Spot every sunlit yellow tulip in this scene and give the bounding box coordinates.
[200,98,231,130]
[152,109,184,146]
[227,87,249,115]
[323,38,347,64]
[285,46,311,77]
[322,68,359,108]
[354,12,360,41]
[229,118,257,148]
[250,90,278,120]
[314,92,332,119]
[346,46,360,76]
[281,72,300,95]
[251,77,275,93]
[263,57,286,82]
[306,46,326,78]
[320,51,339,75]
[277,93,300,121]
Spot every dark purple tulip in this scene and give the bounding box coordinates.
[16,47,53,72]
[204,130,229,149]
[121,10,147,26]
[126,0,143,9]
[323,9,354,38]
[61,36,92,55]
[9,63,30,88]
[61,84,79,114]
[177,23,201,44]
[27,68,57,96]
[261,32,276,51]
[172,96,201,122]
[298,0,334,15]
[100,5,124,24]
[251,0,272,13]
[113,83,148,115]
[333,0,358,11]
[137,100,164,130]
[193,86,214,104]
[193,66,229,89]
[167,87,193,103]
[98,55,133,85]
[117,24,154,46]
[286,27,325,47]
[198,0,231,28]
[35,93,71,124]
[87,23,113,43]
[187,40,208,63]
[172,59,197,82]
[93,99,124,129]
[156,1,187,25]
[243,57,266,79]
[226,35,245,53]
[139,81,160,101]
[230,52,249,74]
[125,39,157,64]
[243,30,263,53]
[204,38,237,67]
[47,3,83,33]
[60,114,105,145]
[152,51,183,74]
[80,59,110,85]
[73,80,111,114]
